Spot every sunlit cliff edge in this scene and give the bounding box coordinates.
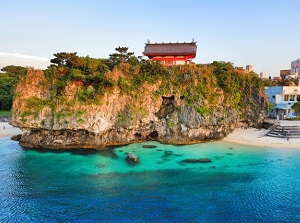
[9,61,268,149]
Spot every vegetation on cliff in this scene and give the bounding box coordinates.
[7,48,269,148]
[10,49,266,125]
[0,66,28,111]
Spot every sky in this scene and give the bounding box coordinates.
[1,0,300,77]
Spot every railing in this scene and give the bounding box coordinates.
[264,122,279,136]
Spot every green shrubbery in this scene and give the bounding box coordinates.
[0,67,26,110]
[21,96,54,119]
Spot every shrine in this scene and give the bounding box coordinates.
[143,41,197,66]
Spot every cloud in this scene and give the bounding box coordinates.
[0,52,50,69]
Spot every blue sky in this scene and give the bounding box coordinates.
[1,0,300,76]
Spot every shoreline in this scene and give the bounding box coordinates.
[0,122,23,137]
[1,122,300,150]
[222,127,300,149]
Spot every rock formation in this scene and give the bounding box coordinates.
[9,66,268,149]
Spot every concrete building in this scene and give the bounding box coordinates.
[291,58,300,75]
[246,65,252,72]
[265,86,300,119]
[280,69,291,79]
[260,72,266,79]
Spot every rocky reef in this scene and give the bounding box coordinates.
[9,63,268,149]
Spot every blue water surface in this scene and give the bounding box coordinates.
[0,137,300,223]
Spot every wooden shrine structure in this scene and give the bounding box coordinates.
[143,41,197,66]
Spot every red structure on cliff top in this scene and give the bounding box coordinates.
[143,41,197,66]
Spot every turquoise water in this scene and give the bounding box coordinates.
[1,137,300,222]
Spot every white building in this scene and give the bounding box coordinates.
[265,86,300,119]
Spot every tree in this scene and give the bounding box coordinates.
[1,65,28,76]
[50,52,78,67]
[127,56,140,66]
[0,73,14,110]
[82,56,109,74]
[109,46,134,67]
[263,79,278,87]
[0,65,28,110]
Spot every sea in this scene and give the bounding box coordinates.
[0,137,300,223]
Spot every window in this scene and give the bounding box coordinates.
[284,95,289,101]
[290,95,295,101]
[164,60,173,65]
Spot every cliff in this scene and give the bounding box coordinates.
[9,61,268,149]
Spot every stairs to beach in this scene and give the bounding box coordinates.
[266,125,300,138]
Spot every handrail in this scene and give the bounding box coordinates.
[264,123,279,136]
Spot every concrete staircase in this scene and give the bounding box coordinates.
[266,125,300,138]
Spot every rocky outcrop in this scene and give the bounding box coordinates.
[9,69,268,149]
[126,152,139,164]
[11,134,22,141]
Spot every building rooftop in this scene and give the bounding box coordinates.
[143,42,197,58]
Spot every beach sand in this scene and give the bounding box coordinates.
[0,122,23,137]
[223,127,300,149]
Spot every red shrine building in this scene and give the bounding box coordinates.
[143,41,197,66]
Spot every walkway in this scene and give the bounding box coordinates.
[265,119,300,138]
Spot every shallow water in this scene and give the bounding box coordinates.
[0,138,300,222]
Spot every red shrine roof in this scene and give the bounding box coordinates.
[143,42,197,58]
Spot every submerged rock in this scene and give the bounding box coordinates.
[97,163,107,168]
[181,158,212,163]
[178,161,186,166]
[181,158,199,163]
[198,158,212,163]
[142,145,157,148]
[98,149,118,159]
[174,154,183,157]
[126,152,139,164]
[164,150,173,155]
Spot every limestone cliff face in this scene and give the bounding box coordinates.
[10,68,268,149]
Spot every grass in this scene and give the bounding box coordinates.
[0,110,11,116]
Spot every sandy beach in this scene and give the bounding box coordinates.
[0,122,23,137]
[223,127,300,149]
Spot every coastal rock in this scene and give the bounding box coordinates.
[9,69,268,149]
[11,134,22,141]
[126,152,139,164]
